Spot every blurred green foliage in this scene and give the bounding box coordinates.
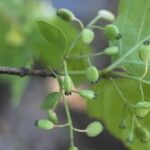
[0,0,91,104]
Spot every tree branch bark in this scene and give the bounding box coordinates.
[0,66,56,77]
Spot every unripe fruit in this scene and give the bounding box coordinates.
[81,28,95,44]
[47,110,58,124]
[79,90,97,100]
[104,46,119,55]
[138,44,150,62]
[35,119,54,130]
[127,131,134,143]
[64,75,73,94]
[118,119,126,130]
[136,101,150,109]
[86,66,99,83]
[136,108,149,119]
[86,121,103,137]
[135,126,150,143]
[69,146,79,150]
[98,10,115,22]
[104,24,121,40]
[135,101,150,118]
[57,8,75,22]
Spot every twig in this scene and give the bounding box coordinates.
[0,66,56,77]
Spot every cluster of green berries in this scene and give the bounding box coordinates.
[35,8,122,149]
[119,101,150,143]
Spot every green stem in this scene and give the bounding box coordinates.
[105,36,150,72]
[138,82,144,101]
[67,51,105,59]
[63,60,68,75]
[73,128,86,133]
[68,33,82,52]
[74,18,84,29]
[62,92,74,147]
[55,123,69,128]
[111,71,150,85]
[86,56,92,67]
[87,15,101,27]
[141,61,149,79]
[90,25,105,31]
[67,70,86,75]
[110,78,134,114]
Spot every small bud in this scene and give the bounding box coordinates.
[79,90,97,100]
[138,44,150,62]
[69,146,79,150]
[35,119,54,130]
[47,110,58,124]
[135,126,150,143]
[135,101,150,119]
[57,8,75,22]
[118,119,126,130]
[81,28,95,44]
[86,66,99,83]
[136,108,149,119]
[64,75,74,95]
[98,10,115,22]
[86,121,103,137]
[104,46,119,55]
[104,24,121,41]
[127,131,134,143]
[136,101,150,109]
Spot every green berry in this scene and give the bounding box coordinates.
[136,101,150,109]
[79,90,97,100]
[104,46,119,55]
[104,24,121,40]
[86,66,99,83]
[118,119,126,130]
[127,131,134,143]
[81,28,95,44]
[64,75,73,95]
[135,126,150,143]
[86,121,103,137]
[138,44,150,62]
[136,108,149,119]
[57,8,75,22]
[98,10,115,22]
[35,119,54,130]
[69,146,79,150]
[47,110,58,124]
[135,101,150,118]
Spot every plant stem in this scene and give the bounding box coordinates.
[62,92,74,147]
[111,71,150,85]
[68,33,82,52]
[73,128,86,133]
[55,123,69,128]
[138,82,144,101]
[87,15,101,28]
[141,61,149,79]
[110,78,134,114]
[63,60,68,75]
[67,51,105,59]
[105,36,150,72]
[90,25,105,31]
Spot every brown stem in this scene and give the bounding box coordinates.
[0,66,56,78]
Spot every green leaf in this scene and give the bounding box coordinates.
[41,92,61,110]
[110,0,150,79]
[87,79,150,150]
[37,20,67,54]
